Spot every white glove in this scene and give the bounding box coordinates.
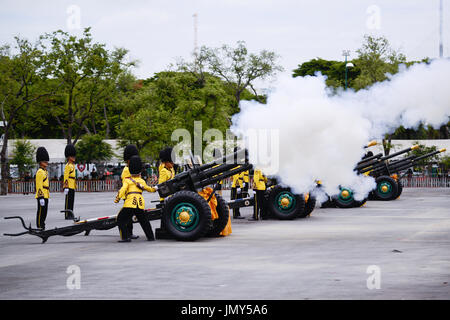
[39,199,45,206]
[154,185,159,191]
[236,188,241,193]
[64,188,69,195]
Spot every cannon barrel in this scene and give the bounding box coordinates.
[157,149,251,198]
[369,148,446,177]
[357,145,420,174]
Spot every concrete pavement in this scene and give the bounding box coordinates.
[0,189,449,299]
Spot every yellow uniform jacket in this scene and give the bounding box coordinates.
[35,168,50,199]
[158,163,175,184]
[121,166,131,183]
[231,170,244,188]
[241,170,249,185]
[158,163,175,200]
[253,169,267,190]
[115,177,156,209]
[64,162,76,190]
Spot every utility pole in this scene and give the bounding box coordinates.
[439,0,444,58]
[193,13,198,57]
[343,50,350,90]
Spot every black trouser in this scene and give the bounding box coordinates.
[36,198,48,229]
[230,187,242,217]
[117,207,154,241]
[242,183,249,198]
[253,190,266,220]
[64,188,75,218]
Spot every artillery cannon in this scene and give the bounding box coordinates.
[330,144,447,205]
[4,150,252,243]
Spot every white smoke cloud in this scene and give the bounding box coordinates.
[231,59,450,200]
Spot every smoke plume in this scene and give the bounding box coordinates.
[231,59,450,200]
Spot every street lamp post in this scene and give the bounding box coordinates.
[342,50,354,90]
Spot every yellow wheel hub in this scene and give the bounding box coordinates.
[341,190,350,198]
[178,211,191,223]
[381,185,389,193]
[280,197,291,208]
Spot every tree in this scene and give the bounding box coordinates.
[352,35,406,155]
[75,134,114,164]
[292,58,361,89]
[117,71,239,161]
[42,28,135,144]
[179,41,283,109]
[9,140,36,178]
[0,37,53,195]
[353,35,406,90]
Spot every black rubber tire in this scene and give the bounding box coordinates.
[206,194,230,237]
[395,180,403,199]
[373,176,399,201]
[300,194,316,218]
[162,190,212,241]
[266,186,305,220]
[332,187,358,209]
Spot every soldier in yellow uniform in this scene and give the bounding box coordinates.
[63,144,77,220]
[35,147,50,229]
[120,144,140,239]
[115,155,158,242]
[212,149,223,196]
[241,170,250,198]
[251,168,268,220]
[230,170,245,219]
[158,147,175,185]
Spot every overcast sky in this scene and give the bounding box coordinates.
[1,0,448,79]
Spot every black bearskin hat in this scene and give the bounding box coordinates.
[64,144,76,158]
[159,147,173,163]
[36,147,49,163]
[123,144,139,161]
[129,155,142,175]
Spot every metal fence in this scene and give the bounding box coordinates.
[6,176,449,194]
[400,176,450,188]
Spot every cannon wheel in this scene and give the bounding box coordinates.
[373,176,399,201]
[333,187,358,208]
[266,186,305,220]
[206,194,230,237]
[162,190,212,241]
[300,194,316,218]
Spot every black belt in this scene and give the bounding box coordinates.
[128,192,142,195]
[43,186,49,190]
[69,177,76,180]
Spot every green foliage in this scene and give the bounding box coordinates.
[406,142,440,166]
[352,35,406,90]
[178,41,282,107]
[10,140,36,177]
[292,58,360,89]
[117,71,238,161]
[75,134,114,163]
[40,28,136,143]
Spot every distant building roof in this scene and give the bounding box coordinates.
[7,139,124,163]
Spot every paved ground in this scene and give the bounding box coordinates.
[0,188,449,300]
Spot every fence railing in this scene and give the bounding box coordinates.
[400,176,450,188]
[7,176,449,194]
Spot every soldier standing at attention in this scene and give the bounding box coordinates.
[115,155,157,242]
[63,144,77,220]
[121,144,140,239]
[230,170,245,219]
[241,170,250,198]
[158,147,175,187]
[251,168,268,221]
[35,147,50,229]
